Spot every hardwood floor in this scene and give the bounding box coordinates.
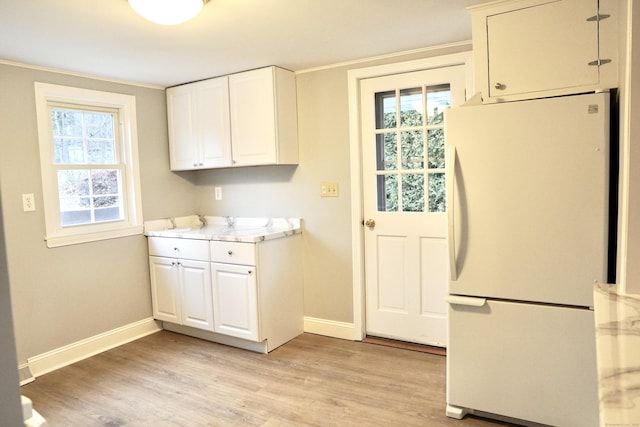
[21,331,516,426]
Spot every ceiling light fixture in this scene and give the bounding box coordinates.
[129,0,209,26]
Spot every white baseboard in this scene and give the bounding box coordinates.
[25,317,161,379]
[303,316,358,340]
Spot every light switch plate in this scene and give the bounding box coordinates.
[214,187,222,200]
[320,182,339,197]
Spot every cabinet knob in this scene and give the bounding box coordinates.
[494,82,506,90]
[227,250,233,256]
[174,247,179,251]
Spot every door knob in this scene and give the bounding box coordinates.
[365,219,376,228]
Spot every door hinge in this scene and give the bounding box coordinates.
[586,13,611,22]
[588,59,612,66]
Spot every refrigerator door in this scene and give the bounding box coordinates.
[445,93,609,307]
[446,298,599,426]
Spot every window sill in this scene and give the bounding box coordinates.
[45,225,144,248]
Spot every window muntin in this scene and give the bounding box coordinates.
[35,83,143,247]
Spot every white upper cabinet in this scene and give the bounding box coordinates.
[166,66,298,170]
[167,76,231,170]
[229,67,298,166]
[470,0,617,102]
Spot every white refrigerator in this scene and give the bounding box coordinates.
[444,92,610,426]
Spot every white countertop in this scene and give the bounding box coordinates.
[144,215,301,243]
[593,283,640,426]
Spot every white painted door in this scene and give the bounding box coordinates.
[360,66,466,346]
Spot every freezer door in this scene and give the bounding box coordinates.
[446,93,609,307]
[446,298,599,426]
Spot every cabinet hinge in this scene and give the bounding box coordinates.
[588,59,612,66]
[586,13,611,22]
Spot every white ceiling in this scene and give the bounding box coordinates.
[0,0,488,88]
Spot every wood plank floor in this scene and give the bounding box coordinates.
[21,331,517,426]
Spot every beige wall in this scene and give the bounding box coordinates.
[195,43,471,323]
[0,187,23,426]
[0,63,197,363]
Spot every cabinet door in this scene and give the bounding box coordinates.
[195,77,232,168]
[167,77,232,170]
[149,256,181,323]
[485,0,599,99]
[229,67,278,166]
[167,85,198,171]
[211,262,259,341]
[179,259,214,332]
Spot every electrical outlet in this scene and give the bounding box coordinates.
[22,193,36,212]
[320,182,339,197]
[214,187,222,200]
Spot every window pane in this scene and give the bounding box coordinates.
[377,174,398,212]
[427,128,445,169]
[57,169,123,226]
[401,130,424,170]
[91,169,120,195]
[51,108,117,165]
[88,140,116,164]
[54,137,85,164]
[375,91,396,129]
[51,109,83,137]
[58,170,90,198]
[85,112,115,139]
[376,133,397,171]
[429,173,446,212]
[427,84,451,125]
[400,87,423,127]
[402,173,425,212]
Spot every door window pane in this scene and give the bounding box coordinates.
[401,130,424,170]
[427,84,451,125]
[377,174,398,212]
[376,133,397,171]
[402,173,425,212]
[400,88,423,127]
[375,91,396,129]
[428,173,446,213]
[427,128,445,169]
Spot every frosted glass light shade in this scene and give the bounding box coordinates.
[129,0,205,25]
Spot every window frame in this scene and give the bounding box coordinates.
[34,82,144,248]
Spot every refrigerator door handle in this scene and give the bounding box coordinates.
[446,295,487,307]
[447,146,458,281]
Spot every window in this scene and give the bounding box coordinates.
[35,83,143,247]
[374,83,451,213]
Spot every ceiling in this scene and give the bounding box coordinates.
[0,0,488,88]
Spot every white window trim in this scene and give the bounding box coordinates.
[34,82,144,248]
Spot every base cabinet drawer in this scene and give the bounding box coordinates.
[211,241,256,265]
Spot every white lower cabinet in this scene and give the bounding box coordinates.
[211,262,258,341]
[148,233,303,353]
[148,238,214,332]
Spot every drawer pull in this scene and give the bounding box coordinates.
[227,250,233,256]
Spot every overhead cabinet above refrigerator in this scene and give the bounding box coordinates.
[469,0,617,102]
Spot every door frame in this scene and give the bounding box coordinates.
[347,51,473,340]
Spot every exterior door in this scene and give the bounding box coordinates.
[360,66,466,346]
